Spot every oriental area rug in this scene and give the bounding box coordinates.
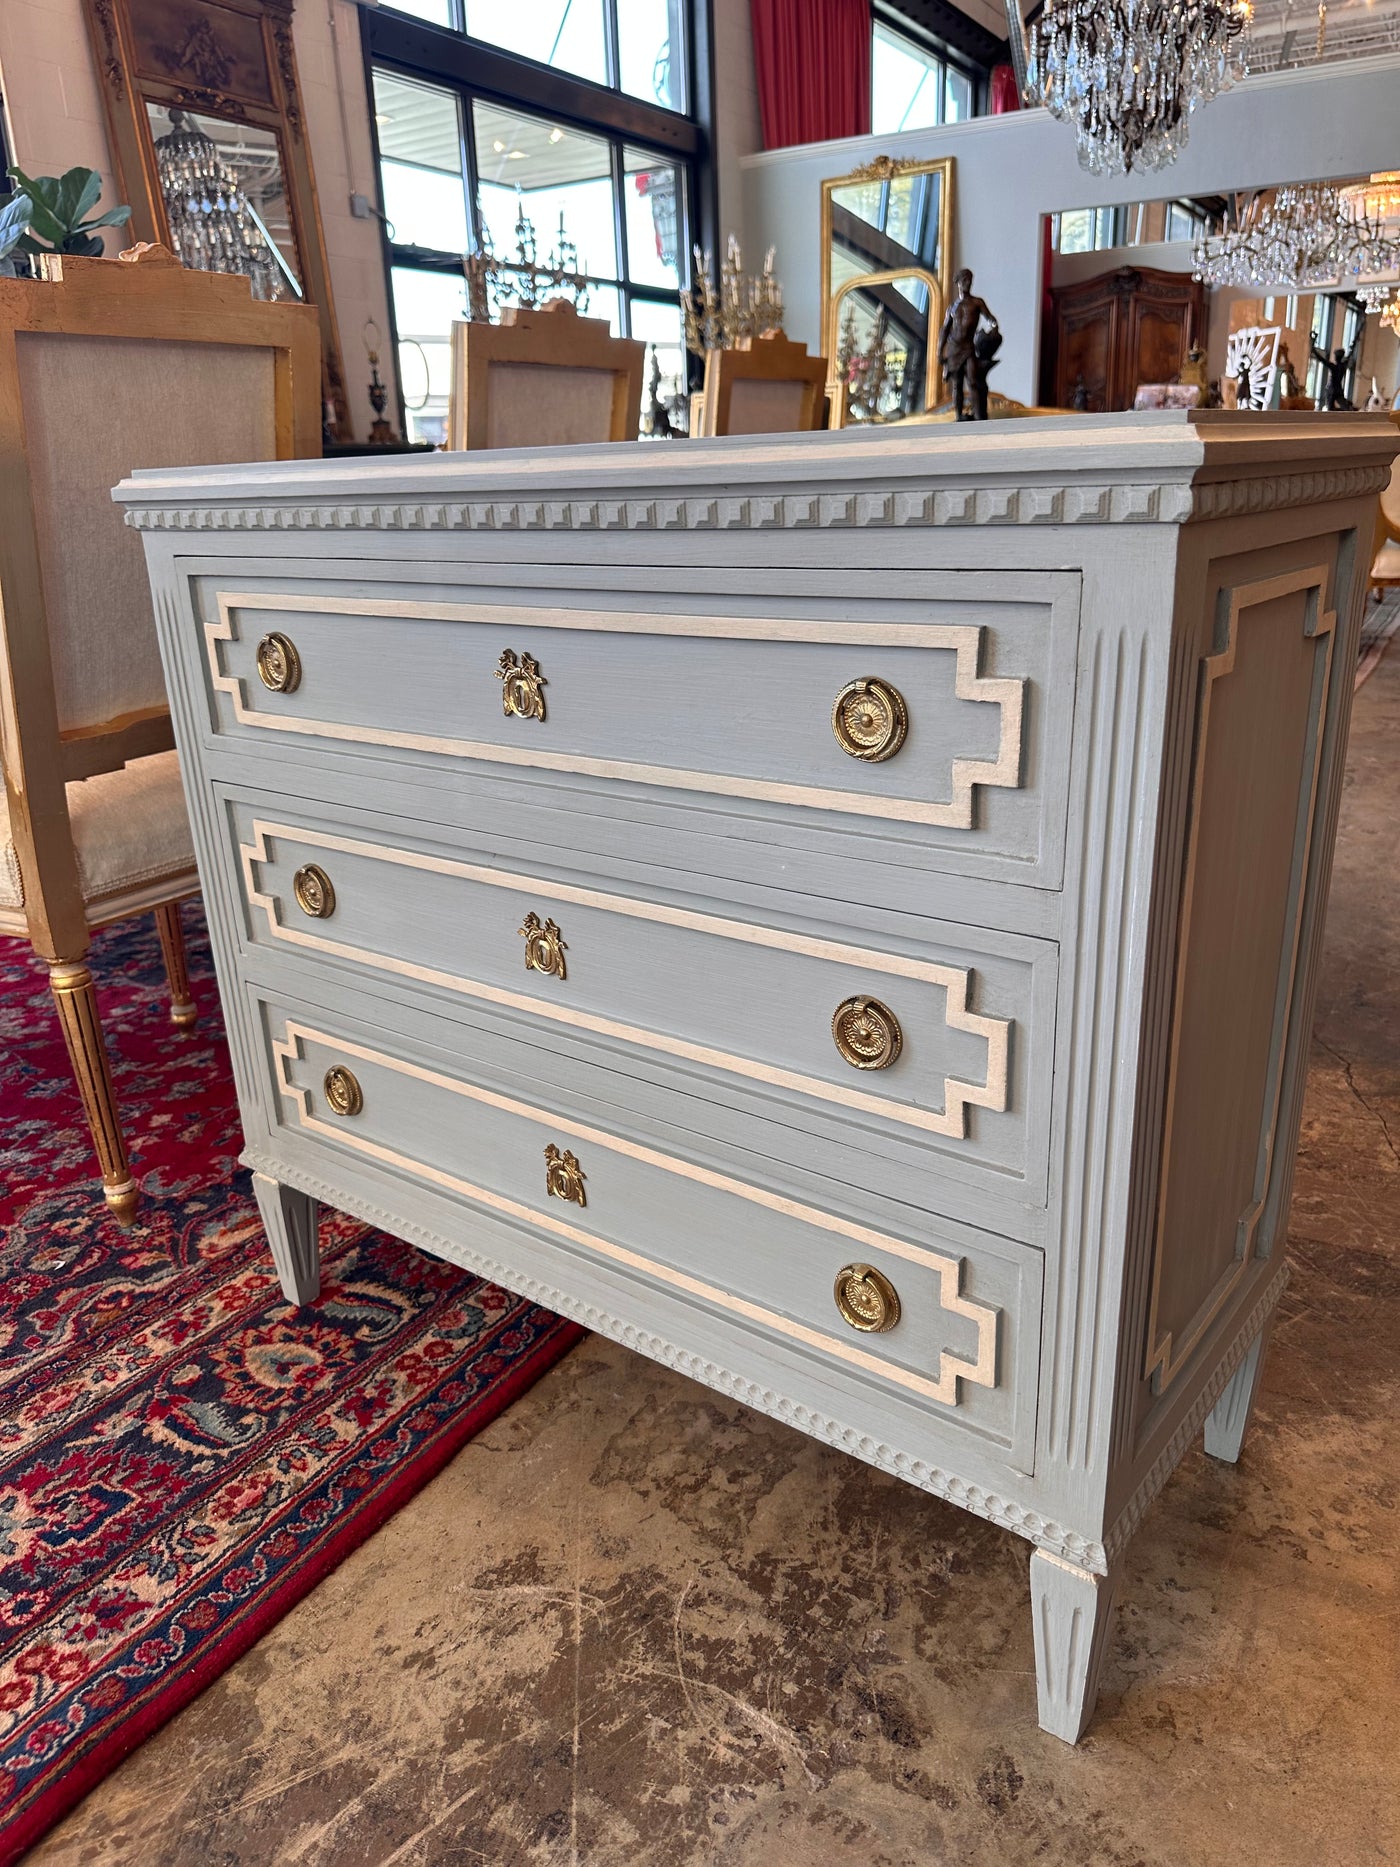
[0,908,581,1863]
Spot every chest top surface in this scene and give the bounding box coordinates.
[114,411,1399,548]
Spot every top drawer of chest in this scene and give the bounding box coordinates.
[184,563,1080,891]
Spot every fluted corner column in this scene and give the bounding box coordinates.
[154,900,197,1029]
[48,961,140,1225]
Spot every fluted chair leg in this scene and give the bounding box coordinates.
[154,900,197,1029]
[48,961,140,1225]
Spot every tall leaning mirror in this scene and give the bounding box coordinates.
[821,156,955,424]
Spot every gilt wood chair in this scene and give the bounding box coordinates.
[1370,446,1400,601]
[0,245,320,1222]
[690,331,829,438]
[447,300,645,450]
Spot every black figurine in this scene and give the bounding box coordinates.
[938,268,1000,421]
[1235,356,1253,409]
[1309,328,1361,411]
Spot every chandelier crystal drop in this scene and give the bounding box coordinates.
[1026,0,1253,176]
[1191,182,1400,290]
[154,110,288,302]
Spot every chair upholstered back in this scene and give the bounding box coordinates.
[447,301,645,450]
[0,246,320,957]
[692,332,828,438]
[18,333,278,733]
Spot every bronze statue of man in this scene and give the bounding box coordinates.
[938,268,999,421]
[1309,329,1360,411]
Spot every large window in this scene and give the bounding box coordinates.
[366,1,699,442]
[380,0,686,111]
[871,20,978,132]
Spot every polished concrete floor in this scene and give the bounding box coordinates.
[31,655,1400,1867]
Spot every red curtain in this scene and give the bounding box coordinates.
[750,0,872,151]
[989,63,1021,113]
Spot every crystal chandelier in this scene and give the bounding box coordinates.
[1340,171,1400,226]
[1026,0,1252,176]
[154,110,287,302]
[1191,182,1400,289]
[1358,282,1394,312]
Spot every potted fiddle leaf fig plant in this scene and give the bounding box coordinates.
[3,165,132,261]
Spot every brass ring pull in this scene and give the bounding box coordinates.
[832,996,903,1070]
[293,863,336,919]
[834,1263,901,1333]
[519,912,567,980]
[322,1065,363,1117]
[544,1143,586,1207]
[832,676,907,762]
[497,649,547,721]
[256,632,302,693]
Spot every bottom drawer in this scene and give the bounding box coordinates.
[250,986,1043,1467]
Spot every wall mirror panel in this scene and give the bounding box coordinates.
[820,155,954,424]
[1041,176,1400,414]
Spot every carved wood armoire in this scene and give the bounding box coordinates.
[1046,266,1206,412]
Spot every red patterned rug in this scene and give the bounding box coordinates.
[0,908,581,1862]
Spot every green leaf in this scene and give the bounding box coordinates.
[6,165,111,243]
[0,192,32,261]
[77,204,133,232]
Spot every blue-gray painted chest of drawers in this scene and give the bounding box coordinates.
[118,411,1399,1740]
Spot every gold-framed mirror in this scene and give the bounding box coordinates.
[828,266,942,425]
[821,155,955,424]
[80,0,349,440]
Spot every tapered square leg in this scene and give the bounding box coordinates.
[1204,1321,1274,1464]
[154,901,197,1029]
[252,1172,321,1304]
[1030,1548,1124,1743]
[49,960,140,1225]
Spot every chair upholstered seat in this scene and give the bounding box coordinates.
[0,750,195,922]
[1371,538,1400,585]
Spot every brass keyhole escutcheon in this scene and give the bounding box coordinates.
[544,1143,586,1207]
[497,649,547,721]
[519,912,567,980]
[255,632,302,694]
[834,1262,901,1334]
[322,1065,363,1118]
[293,863,336,919]
[832,676,907,762]
[831,996,903,1071]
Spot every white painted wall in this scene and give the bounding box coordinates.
[0,0,396,440]
[710,0,763,252]
[740,53,1400,403]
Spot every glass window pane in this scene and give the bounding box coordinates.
[463,0,607,84]
[391,265,467,446]
[1056,208,1093,254]
[630,295,686,436]
[623,148,682,289]
[472,101,619,283]
[380,0,453,23]
[617,0,686,111]
[373,71,468,253]
[871,23,942,133]
[148,104,301,300]
[944,67,973,123]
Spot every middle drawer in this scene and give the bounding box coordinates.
[220,788,1056,1211]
